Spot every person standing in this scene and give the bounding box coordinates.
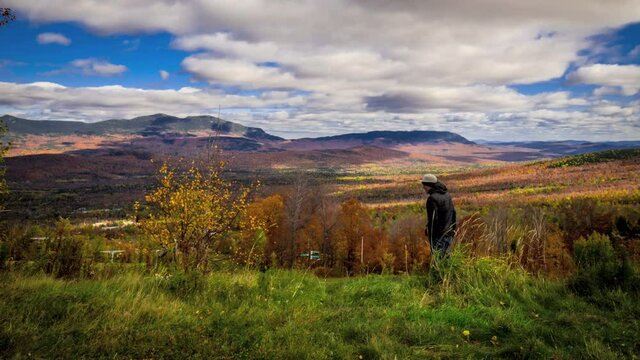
[421,174,457,255]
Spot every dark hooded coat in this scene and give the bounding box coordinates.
[425,181,457,249]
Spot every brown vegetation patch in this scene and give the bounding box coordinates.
[7,134,141,157]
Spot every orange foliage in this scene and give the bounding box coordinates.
[247,194,287,266]
[387,214,429,273]
[334,198,376,275]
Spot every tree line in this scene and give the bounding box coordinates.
[135,161,430,276]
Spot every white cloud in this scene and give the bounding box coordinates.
[172,33,279,60]
[568,64,640,95]
[593,86,621,97]
[36,32,71,46]
[182,56,297,89]
[365,85,533,113]
[0,81,306,122]
[591,102,634,117]
[531,91,589,108]
[159,70,170,80]
[68,58,128,76]
[10,0,640,88]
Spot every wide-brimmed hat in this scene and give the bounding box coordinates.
[420,174,437,184]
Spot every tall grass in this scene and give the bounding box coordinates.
[2,250,638,359]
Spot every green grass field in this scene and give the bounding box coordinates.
[2,253,638,359]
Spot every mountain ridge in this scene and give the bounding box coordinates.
[0,113,284,141]
[305,130,474,144]
[1,114,475,145]
[4,114,640,162]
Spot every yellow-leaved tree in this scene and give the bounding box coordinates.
[136,160,261,272]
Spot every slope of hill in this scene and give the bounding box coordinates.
[4,146,640,220]
[334,147,640,209]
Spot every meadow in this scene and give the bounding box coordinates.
[1,149,640,358]
[2,253,639,359]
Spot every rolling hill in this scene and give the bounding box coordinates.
[1,114,480,158]
[3,113,638,166]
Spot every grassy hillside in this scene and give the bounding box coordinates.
[547,148,640,168]
[332,149,640,208]
[1,253,638,359]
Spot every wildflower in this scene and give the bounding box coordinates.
[462,329,470,338]
[491,335,498,346]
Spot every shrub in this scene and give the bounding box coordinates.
[573,232,616,269]
[569,232,639,296]
[0,221,44,264]
[615,216,632,237]
[543,227,574,277]
[136,161,260,273]
[547,148,640,168]
[554,199,613,247]
[41,218,88,278]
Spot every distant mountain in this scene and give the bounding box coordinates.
[480,140,640,156]
[1,114,480,156]
[0,114,284,141]
[2,114,476,146]
[308,130,474,144]
[281,130,474,151]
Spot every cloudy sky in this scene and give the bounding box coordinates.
[1,0,639,140]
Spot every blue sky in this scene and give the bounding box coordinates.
[0,21,193,89]
[1,1,639,141]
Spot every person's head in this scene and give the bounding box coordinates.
[420,174,437,193]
